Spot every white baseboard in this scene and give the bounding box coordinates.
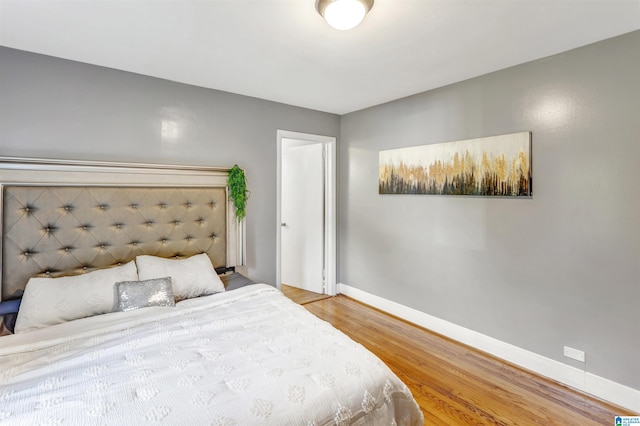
[337,283,640,413]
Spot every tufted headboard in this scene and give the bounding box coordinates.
[0,157,245,301]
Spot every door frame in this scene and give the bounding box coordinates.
[276,130,336,296]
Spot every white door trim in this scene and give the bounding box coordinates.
[276,130,337,296]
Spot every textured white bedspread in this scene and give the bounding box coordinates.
[0,284,423,425]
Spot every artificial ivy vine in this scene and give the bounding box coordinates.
[228,165,249,221]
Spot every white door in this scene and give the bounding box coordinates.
[281,139,324,293]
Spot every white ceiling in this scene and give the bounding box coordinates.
[1,0,639,115]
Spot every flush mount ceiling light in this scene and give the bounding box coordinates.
[316,0,374,31]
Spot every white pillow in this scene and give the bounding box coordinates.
[135,253,225,301]
[15,261,138,333]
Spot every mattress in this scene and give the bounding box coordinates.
[0,284,423,425]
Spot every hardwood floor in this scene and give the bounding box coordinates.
[281,284,331,305]
[284,290,636,425]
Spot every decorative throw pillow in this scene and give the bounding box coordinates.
[136,253,225,301]
[14,261,138,333]
[115,277,175,312]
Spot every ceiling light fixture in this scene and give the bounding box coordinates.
[316,0,374,31]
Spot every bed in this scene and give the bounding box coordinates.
[0,157,423,425]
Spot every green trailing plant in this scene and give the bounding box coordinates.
[228,165,249,221]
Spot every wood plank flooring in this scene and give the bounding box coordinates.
[284,289,636,425]
[281,284,331,305]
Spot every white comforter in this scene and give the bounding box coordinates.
[0,284,423,425]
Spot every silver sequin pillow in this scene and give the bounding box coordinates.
[115,277,175,312]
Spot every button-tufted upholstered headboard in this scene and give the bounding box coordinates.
[0,157,243,301]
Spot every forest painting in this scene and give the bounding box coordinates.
[379,132,531,196]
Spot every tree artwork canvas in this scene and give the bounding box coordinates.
[379,132,531,197]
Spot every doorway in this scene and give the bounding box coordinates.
[276,130,336,296]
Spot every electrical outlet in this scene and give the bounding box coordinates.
[564,346,585,362]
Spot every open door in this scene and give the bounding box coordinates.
[277,130,336,296]
[281,141,324,293]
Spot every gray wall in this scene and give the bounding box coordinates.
[0,46,340,285]
[339,31,640,389]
